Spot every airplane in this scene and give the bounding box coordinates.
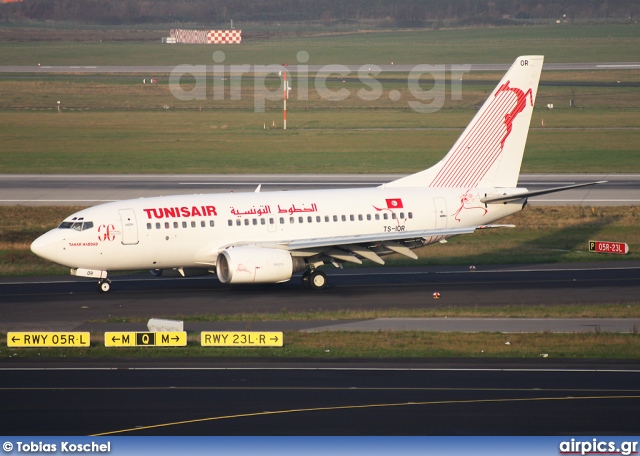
[31,55,603,293]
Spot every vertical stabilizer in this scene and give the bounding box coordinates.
[387,56,543,188]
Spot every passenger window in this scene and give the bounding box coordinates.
[261,218,266,225]
[279,217,284,224]
[290,217,294,224]
[270,218,275,225]
[165,222,170,229]
[392,213,397,220]
[252,219,258,225]
[173,222,179,228]
[383,213,388,220]
[308,216,312,223]
[375,214,380,220]
[358,214,363,221]
[236,220,241,226]
[244,219,249,226]
[399,212,404,219]
[147,223,152,230]
[408,212,413,219]
[298,216,303,223]
[333,215,338,222]
[209,220,214,227]
[350,215,355,221]
[156,223,161,229]
[182,221,187,228]
[325,216,330,222]
[341,215,346,222]
[191,221,196,228]
[367,214,371,221]
[316,216,321,223]
[228,220,233,226]
[201,221,206,227]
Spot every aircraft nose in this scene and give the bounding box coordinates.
[31,230,62,263]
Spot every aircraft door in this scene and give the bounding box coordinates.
[119,208,139,245]
[434,198,447,229]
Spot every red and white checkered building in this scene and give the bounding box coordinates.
[170,29,242,44]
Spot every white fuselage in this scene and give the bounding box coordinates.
[31,185,525,272]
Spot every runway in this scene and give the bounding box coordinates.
[1,174,638,206]
[2,62,640,73]
[1,262,639,332]
[1,359,639,435]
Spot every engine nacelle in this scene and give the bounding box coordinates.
[216,247,304,284]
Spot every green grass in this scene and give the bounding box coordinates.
[108,303,640,321]
[3,332,640,359]
[1,110,639,174]
[1,25,639,66]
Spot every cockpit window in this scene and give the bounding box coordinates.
[58,221,94,231]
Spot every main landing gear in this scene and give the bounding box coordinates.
[97,278,112,293]
[302,269,327,290]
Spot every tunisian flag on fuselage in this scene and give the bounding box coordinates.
[385,198,403,209]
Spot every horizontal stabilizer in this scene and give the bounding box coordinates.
[477,224,516,229]
[481,181,606,204]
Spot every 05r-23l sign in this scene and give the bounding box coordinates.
[589,241,629,255]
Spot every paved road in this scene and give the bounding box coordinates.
[2,62,640,73]
[2,262,639,332]
[1,174,638,206]
[1,359,639,435]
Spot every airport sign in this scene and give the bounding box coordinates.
[201,332,283,347]
[7,332,90,347]
[589,240,629,255]
[104,331,187,347]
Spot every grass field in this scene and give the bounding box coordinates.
[1,24,639,66]
[1,24,638,175]
[1,109,638,174]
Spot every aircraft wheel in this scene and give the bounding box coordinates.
[308,270,327,290]
[150,269,163,277]
[97,279,111,293]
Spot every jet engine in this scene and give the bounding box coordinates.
[216,247,305,284]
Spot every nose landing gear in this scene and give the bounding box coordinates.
[97,279,112,293]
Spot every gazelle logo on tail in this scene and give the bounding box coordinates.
[495,80,534,149]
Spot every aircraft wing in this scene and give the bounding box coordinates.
[278,226,480,264]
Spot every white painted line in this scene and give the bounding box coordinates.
[335,266,640,277]
[597,64,640,68]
